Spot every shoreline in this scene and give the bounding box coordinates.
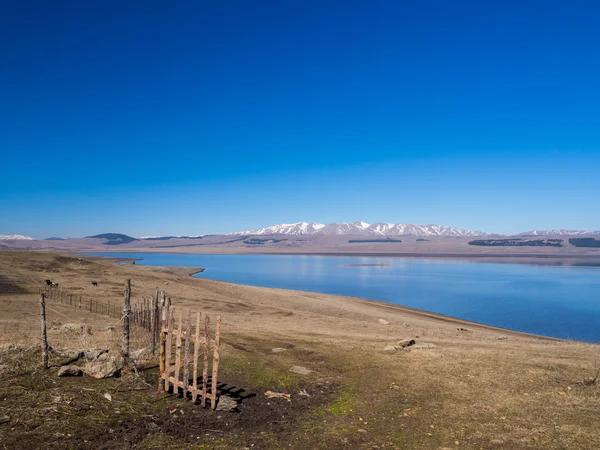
[78,248,600,267]
[86,254,572,343]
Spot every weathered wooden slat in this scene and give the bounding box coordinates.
[160,375,214,399]
[211,315,221,409]
[158,301,169,391]
[164,305,174,392]
[122,280,131,359]
[40,294,48,368]
[192,312,201,403]
[183,311,191,395]
[201,314,211,408]
[174,310,183,397]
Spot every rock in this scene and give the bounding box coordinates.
[378,319,390,325]
[215,395,238,412]
[497,336,508,340]
[396,339,416,348]
[84,353,121,379]
[84,349,108,360]
[271,348,287,353]
[411,343,436,349]
[62,323,84,332]
[0,416,10,425]
[383,345,397,353]
[52,348,84,360]
[289,365,314,375]
[57,365,83,377]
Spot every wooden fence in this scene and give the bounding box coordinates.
[41,285,170,355]
[40,286,123,319]
[158,306,222,409]
[40,283,225,411]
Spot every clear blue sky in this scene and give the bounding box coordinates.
[1,0,599,238]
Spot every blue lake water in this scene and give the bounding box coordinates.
[84,253,600,342]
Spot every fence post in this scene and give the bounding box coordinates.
[211,315,221,410]
[192,312,201,403]
[183,311,191,396]
[174,310,183,397]
[201,315,211,408]
[152,291,159,354]
[158,300,168,391]
[40,294,49,369]
[122,279,131,359]
[164,305,174,392]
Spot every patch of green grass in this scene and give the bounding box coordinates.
[326,385,356,417]
[221,358,300,390]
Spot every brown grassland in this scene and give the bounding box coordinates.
[1,251,599,449]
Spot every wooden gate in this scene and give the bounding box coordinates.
[158,306,222,409]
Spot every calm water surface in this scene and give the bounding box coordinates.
[85,253,600,342]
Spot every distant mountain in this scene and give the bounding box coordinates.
[139,235,204,240]
[85,233,138,245]
[0,234,34,240]
[229,221,490,237]
[44,237,65,240]
[518,230,600,236]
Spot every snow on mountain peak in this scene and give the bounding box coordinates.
[228,222,489,237]
[0,234,34,240]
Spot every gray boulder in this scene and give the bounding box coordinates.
[84,353,121,379]
[57,365,83,377]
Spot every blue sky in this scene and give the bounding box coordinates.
[1,1,599,238]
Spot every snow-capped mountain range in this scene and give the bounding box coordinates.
[229,222,600,237]
[229,222,490,237]
[0,234,34,240]
[517,229,600,236]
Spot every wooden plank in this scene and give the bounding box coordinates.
[158,301,168,391]
[164,305,174,392]
[122,280,131,359]
[201,314,211,407]
[158,329,166,391]
[174,310,183,397]
[183,311,191,395]
[192,312,201,403]
[40,294,48,368]
[211,315,222,409]
[160,376,214,399]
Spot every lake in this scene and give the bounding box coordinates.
[84,253,600,342]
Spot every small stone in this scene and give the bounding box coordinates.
[378,319,390,325]
[0,416,10,425]
[411,343,437,349]
[215,395,238,412]
[383,345,397,353]
[396,339,416,348]
[57,365,83,377]
[289,366,314,375]
[357,429,367,433]
[271,348,287,353]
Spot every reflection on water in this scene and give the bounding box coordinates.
[83,253,600,342]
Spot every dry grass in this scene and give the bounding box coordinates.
[1,251,600,449]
